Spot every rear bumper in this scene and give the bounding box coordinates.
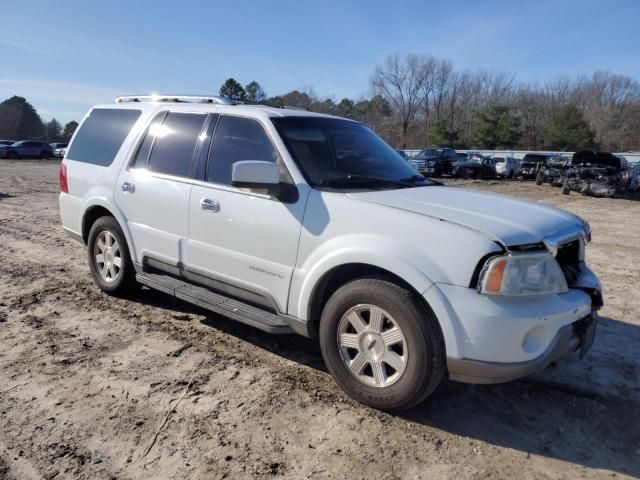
[447,313,597,384]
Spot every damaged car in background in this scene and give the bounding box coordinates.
[536,155,572,187]
[545,150,634,198]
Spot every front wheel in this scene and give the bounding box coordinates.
[319,277,446,411]
[87,216,139,296]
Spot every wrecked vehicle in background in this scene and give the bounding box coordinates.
[536,155,572,187]
[520,153,552,179]
[558,150,633,198]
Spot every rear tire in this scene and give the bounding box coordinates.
[319,277,446,411]
[41,150,51,159]
[87,216,139,296]
[7,151,17,159]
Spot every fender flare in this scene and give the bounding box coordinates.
[293,247,435,321]
[80,195,137,263]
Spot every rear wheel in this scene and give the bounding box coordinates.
[319,277,446,411]
[87,216,138,296]
[7,151,17,159]
[41,150,51,159]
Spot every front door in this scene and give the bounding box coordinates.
[187,115,309,312]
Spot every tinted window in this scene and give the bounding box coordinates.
[67,108,141,166]
[130,113,166,169]
[272,116,429,188]
[207,116,279,185]
[146,112,206,177]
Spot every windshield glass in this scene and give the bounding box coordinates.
[493,157,505,163]
[272,117,433,189]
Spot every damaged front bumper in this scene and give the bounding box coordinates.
[448,313,598,384]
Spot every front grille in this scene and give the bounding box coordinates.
[555,239,581,284]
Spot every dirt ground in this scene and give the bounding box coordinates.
[0,160,639,480]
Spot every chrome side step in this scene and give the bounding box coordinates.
[136,272,305,335]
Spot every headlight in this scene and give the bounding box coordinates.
[478,252,568,296]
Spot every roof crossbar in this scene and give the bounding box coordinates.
[115,94,237,105]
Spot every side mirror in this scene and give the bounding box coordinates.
[231,160,280,188]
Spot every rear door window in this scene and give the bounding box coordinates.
[146,112,207,178]
[66,108,141,166]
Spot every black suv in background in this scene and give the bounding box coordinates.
[409,147,456,177]
[0,141,54,159]
[520,153,553,179]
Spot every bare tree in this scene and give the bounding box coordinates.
[371,54,426,148]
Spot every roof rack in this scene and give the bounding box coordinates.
[115,94,237,105]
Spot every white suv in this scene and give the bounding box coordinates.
[59,95,601,411]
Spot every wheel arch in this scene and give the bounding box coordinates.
[303,261,437,340]
[80,198,136,262]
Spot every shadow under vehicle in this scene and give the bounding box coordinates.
[556,150,634,198]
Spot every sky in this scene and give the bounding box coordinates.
[1,0,639,124]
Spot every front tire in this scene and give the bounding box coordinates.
[319,277,446,411]
[87,216,138,296]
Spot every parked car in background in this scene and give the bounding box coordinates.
[58,94,600,411]
[0,140,16,146]
[452,155,497,179]
[520,153,553,179]
[493,156,519,178]
[409,147,456,177]
[51,143,69,158]
[0,140,54,159]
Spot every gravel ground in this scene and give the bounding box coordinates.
[0,160,639,480]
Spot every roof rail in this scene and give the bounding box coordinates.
[114,94,237,105]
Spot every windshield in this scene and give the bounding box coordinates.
[522,154,547,165]
[417,148,443,158]
[493,157,505,163]
[272,117,433,189]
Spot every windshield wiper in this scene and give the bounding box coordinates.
[318,175,413,189]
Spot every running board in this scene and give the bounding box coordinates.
[136,272,306,335]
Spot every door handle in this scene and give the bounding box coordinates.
[200,198,220,213]
[121,182,135,193]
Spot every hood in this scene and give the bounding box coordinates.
[572,150,622,169]
[349,186,584,246]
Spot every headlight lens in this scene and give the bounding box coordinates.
[478,252,568,296]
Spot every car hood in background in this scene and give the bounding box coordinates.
[350,186,584,246]
[572,150,622,169]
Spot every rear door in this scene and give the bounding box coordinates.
[116,111,209,270]
[186,115,308,312]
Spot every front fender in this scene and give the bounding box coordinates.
[289,234,435,320]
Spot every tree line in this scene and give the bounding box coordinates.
[220,54,640,152]
[0,96,78,142]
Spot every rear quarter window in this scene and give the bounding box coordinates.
[66,108,141,166]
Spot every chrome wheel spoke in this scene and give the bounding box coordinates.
[349,353,368,375]
[382,351,404,372]
[371,359,386,386]
[369,306,384,332]
[339,333,359,350]
[381,327,404,345]
[108,265,116,279]
[95,253,104,264]
[112,256,122,268]
[347,310,367,333]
